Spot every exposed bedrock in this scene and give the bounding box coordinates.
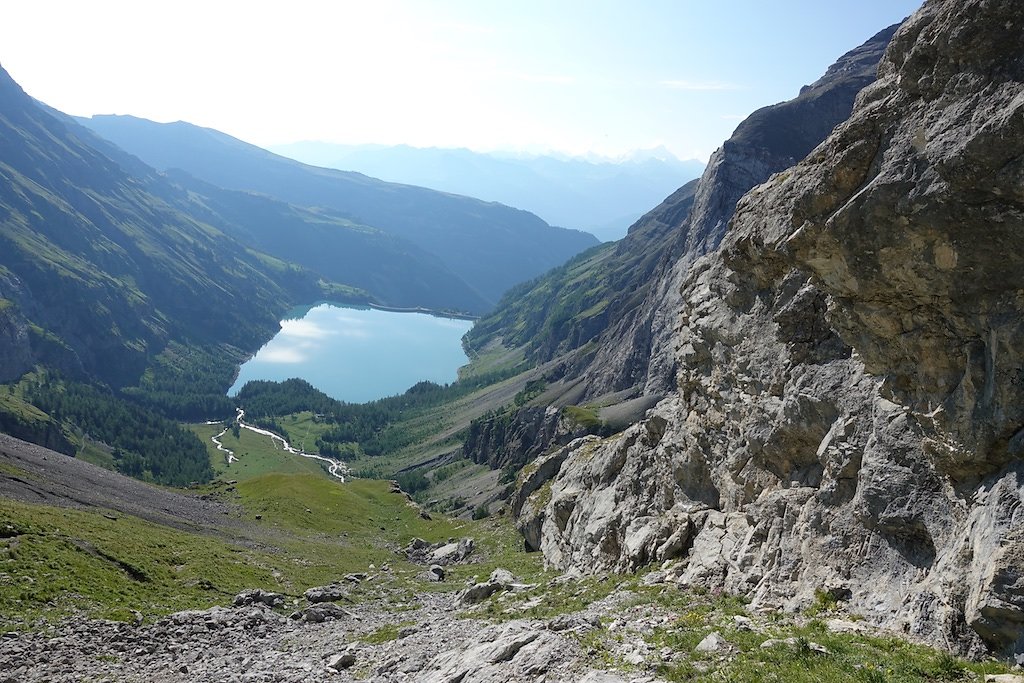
[514,0,1024,660]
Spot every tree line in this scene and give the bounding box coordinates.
[27,379,213,486]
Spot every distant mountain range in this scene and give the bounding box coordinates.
[76,115,599,308]
[268,142,706,242]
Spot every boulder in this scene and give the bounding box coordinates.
[694,631,731,654]
[303,584,349,603]
[326,649,356,671]
[429,538,475,565]
[232,589,283,608]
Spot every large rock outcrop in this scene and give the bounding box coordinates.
[575,22,900,400]
[464,23,898,471]
[514,0,1024,661]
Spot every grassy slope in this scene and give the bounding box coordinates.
[0,469,504,627]
[193,421,326,481]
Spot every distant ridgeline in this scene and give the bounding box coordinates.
[268,142,706,242]
[0,63,588,487]
[75,114,599,311]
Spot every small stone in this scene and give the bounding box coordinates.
[233,589,284,608]
[733,615,753,631]
[985,676,1024,683]
[327,651,356,671]
[459,581,503,605]
[641,570,667,586]
[304,584,349,603]
[761,637,797,649]
[695,631,731,654]
[826,618,869,635]
[488,568,515,586]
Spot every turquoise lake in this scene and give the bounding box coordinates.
[229,304,475,403]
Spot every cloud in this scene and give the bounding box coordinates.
[279,318,332,340]
[259,346,308,364]
[335,327,371,339]
[659,80,739,91]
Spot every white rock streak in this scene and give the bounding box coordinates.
[209,425,238,463]
[207,409,346,481]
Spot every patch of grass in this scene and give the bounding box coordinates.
[192,422,327,481]
[0,473,474,627]
[468,573,622,622]
[562,405,604,431]
[805,587,841,617]
[0,460,35,480]
[235,474,456,542]
[459,343,527,380]
[0,498,279,626]
[555,583,1010,683]
[76,439,116,470]
[360,620,415,644]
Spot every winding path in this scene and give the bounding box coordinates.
[207,410,347,481]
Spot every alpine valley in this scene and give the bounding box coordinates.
[1,1,1022,681]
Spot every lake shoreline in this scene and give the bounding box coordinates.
[365,302,480,321]
[228,303,475,403]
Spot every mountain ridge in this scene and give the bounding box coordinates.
[509,0,1024,660]
[268,141,705,241]
[461,22,901,473]
[76,115,600,308]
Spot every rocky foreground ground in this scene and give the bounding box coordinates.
[0,576,644,682]
[7,558,1018,683]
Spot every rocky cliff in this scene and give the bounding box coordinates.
[465,23,898,474]
[513,0,1023,661]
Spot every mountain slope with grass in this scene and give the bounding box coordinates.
[0,64,313,389]
[0,64,338,483]
[77,115,600,309]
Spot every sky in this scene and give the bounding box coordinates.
[1,1,923,162]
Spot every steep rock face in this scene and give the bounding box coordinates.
[514,0,1023,660]
[463,26,897,472]
[464,404,596,472]
[567,22,900,402]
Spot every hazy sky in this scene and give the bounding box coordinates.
[2,1,922,162]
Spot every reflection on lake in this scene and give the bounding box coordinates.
[229,304,474,403]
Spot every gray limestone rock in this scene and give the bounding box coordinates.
[326,649,356,671]
[694,632,731,654]
[232,589,284,609]
[512,0,1024,661]
[429,537,475,565]
[303,584,349,603]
